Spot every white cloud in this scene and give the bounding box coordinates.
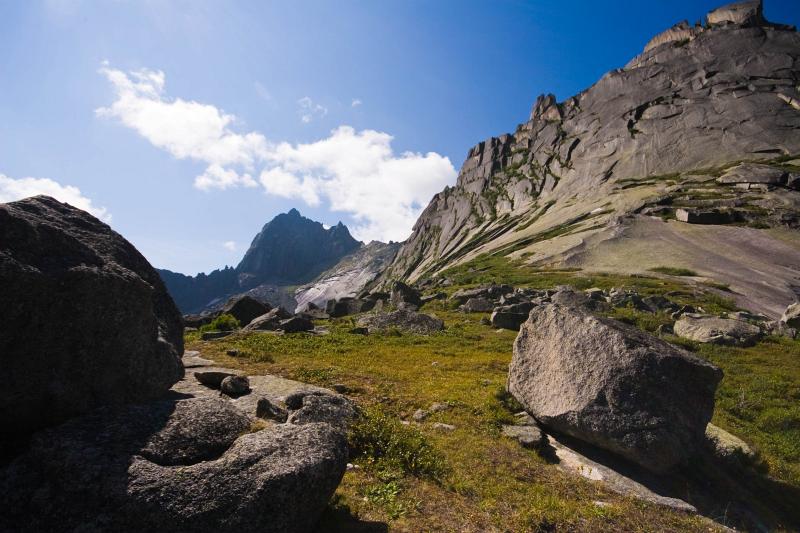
[351,98,362,108]
[194,164,257,191]
[96,63,269,190]
[98,64,457,243]
[0,173,111,222]
[222,240,237,251]
[262,126,455,242]
[297,96,327,123]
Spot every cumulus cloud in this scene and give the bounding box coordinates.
[98,64,456,242]
[0,173,111,221]
[297,96,327,123]
[222,240,237,251]
[263,127,454,242]
[351,98,362,107]
[96,63,268,190]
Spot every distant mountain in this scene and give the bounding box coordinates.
[158,208,361,313]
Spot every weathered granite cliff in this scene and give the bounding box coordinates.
[384,0,800,317]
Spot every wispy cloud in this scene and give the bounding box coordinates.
[297,96,328,124]
[0,173,111,221]
[97,64,456,243]
[351,98,362,108]
[222,240,237,251]
[254,81,272,102]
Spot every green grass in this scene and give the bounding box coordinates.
[185,257,798,531]
[198,313,240,332]
[649,266,698,277]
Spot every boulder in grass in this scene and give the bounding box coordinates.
[356,309,445,335]
[221,295,271,327]
[674,314,761,346]
[0,196,184,437]
[390,281,422,310]
[508,304,722,473]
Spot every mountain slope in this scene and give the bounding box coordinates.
[294,241,401,311]
[158,209,361,313]
[383,1,800,317]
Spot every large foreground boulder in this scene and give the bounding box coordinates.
[356,309,445,334]
[508,304,722,473]
[0,196,184,436]
[0,397,347,533]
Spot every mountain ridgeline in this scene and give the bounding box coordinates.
[380,0,800,317]
[158,209,361,313]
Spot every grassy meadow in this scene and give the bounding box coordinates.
[185,257,800,532]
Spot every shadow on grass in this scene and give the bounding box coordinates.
[536,428,800,531]
[315,496,389,533]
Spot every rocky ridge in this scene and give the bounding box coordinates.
[382,0,800,318]
[159,209,361,313]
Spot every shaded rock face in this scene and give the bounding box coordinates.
[221,295,271,326]
[238,209,361,284]
[0,397,347,533]
[356,309,445,334]
[0,196,184,437]
[508,304,723,472]
[159,209,361,313]
[325,297,375,318]
[383,4,800,284]
[391,280,422,309]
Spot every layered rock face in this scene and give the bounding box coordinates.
[0,196,184,436]
[383,1,800,315]
[159,208,361,313]
[508,304,723,472]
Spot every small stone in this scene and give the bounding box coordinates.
[429,402,449,413]
[195,371,236,389]
[432,422,455,432]
[226,349,239,357]
[220,375,250,397]
[412,409,429,422]
[480,379,491,386]
[706,423,755,460]
[502,424,546,449]
[255,397,288,422]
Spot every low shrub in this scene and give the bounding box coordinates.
[199,313,240,332]
[649,266,698,277]
[349,406,447,480]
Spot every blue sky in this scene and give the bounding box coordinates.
[1,0,798,275]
